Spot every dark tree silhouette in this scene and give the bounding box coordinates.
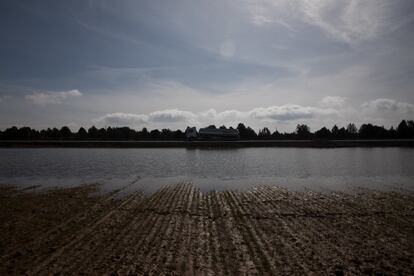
[237,123,257,139]
[331,125,339,137]
[50,128,61,139]
[258,127,271,139]
[87,126,99,139]
[140,127,149,140]
[346,123,357,136]
[296,124,311,139]
[60,126,72,139]
[397,120,411,138]
[97,128,108,140]
[358,124,389,139]
[77,127,88,140]
[1,120,413,141]
[315,127,331,139]
[150,129,161,140]
[271,129,283,139]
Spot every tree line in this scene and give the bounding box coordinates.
[0,120,413,140]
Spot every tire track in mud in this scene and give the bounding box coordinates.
[0,184,116,274]
[27,178,144,274]
[2,183,413,275]
[30,191,145,274]
[0,178,142,267]
[75,184,178,274]
[67,192,146,273]
[107,183,190,274]
[240,188,312,274]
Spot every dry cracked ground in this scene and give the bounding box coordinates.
[0,182,413,275]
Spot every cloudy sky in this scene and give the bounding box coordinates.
[1,0,414,132]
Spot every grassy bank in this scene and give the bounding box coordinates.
[1,183,413,274]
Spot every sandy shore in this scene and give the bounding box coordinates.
[1,183,413,275]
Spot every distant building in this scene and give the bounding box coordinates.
[185,127,198,140]
[185,126,239,140]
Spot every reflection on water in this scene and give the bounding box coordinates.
[0,147,413,193]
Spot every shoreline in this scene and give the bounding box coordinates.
[1,183,413,274]
[1,139,414,148]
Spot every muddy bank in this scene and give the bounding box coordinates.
[1,183,413,275]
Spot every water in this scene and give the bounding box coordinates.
[0,147,413,193]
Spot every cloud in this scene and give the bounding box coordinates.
[94,104,338,127]
[319,96,346,108]
[0,95,11,102]
[362,98,414,114]
[198,109,249,122]
[149,109,195,123]
[301,1,414,45]
[96,113,148,126]
[25,90,82,105]
[96,109,195,126]
[251,105,338,121]
[245,0,414,46]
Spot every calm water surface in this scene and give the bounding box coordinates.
[0,148,413,193]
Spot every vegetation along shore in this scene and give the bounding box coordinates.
[1,120,413,141]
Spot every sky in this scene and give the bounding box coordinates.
[0,0,414,132]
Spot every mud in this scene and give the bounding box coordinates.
[1,183,413,275]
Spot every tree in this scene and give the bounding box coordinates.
[60,126,72,139]
[271,129,282,139]
[296,124,311,139]
[3,126,19,139]
[315,127,331,139]
[88,126,98,139]
[173,129,185,140]
[142,128,149,140]
[331,125,339,137]
[237,123,257,139]
[17,127,34,140]
[237,123,247,138]
[346,123,357,135]
[97,128,108,140]
[358,124,388,139]
[161,129,173,140]
[1,120,411,141]
[77,127,88,140]
[51,128,61,139]
[397,120,410,138]
[258,127,271,139]
[407,120,414,138]
[150,129,161,140]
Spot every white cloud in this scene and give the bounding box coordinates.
[301,0,413,45]
[319,96,346,108]
[0,95,11,102]
[94,104,338,128]
[149,109,196,123]
[251,105,338,121]
[245,0,414,46]
[362,98,414,114]
[96,113,148,126]
[25,90,82,105]
[96,109,195,126]
[198,109,249,122]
